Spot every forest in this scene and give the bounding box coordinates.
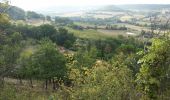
[0,1,170,100]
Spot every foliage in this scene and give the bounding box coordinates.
[0,84,17,100]
[46,16,51,21]
[105,24,127,30]
[136,38,170,99]
[55,17,73,26]
[26,11,44,20]
[0,32,23,78]
[52,28,76,48]
[10,24,76,49]
[74,47,98,68]
[67,61,136,100]
[17,46,35,80]
[0,4,170,99]
[31,39,67,80]
[7,6,25,20]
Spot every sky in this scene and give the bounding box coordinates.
[10,0,170,10]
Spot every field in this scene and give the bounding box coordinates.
[67,27,137,40]
[117,23,149,31]
[120,15,133,21]
[74,22,97,28]
[67,28,110,39]
[97,29,127,36]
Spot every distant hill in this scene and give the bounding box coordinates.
[5,4,170,19]
[7,6,25,20]
[115,4,170,11]
[6,5,45,20]
[35,5,101,16]
[93,4,170,12]
[96,5,124,12]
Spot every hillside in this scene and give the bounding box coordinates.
[5,5,45,21]
[0,1,170,100]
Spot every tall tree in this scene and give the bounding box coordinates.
[136,38,170,99]
[31,38,67,90]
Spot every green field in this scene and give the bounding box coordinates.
[117,23,149,31]
[74,22,105,29]
[66,27,132,40]
[74,22,95,27]
[67,28,108,39]
[97,29,127,36]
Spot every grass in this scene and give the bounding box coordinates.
[120,16,133,21]
[0,83,58,100]
[67,27,132,39]
[1,78,68,100]
[74,22,95,27]
[97,29,127,36]
[74,22,106,29]
[67,28,111,40]
[67,27,139,40]
[117,23,149,31]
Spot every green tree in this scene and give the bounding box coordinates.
[17,46,35,87]
[38,24,57,39]
[55,17,73,26]
[53,28,76,48]
[67,61,136,100]
[74,47,97,68]
[26,11,44,19]
[0,32,23,81]
[46,16,51,21]
[136,38,170,99]
[0,1,10,30]
[31,39,67,90]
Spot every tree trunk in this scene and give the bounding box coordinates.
[19,77,23,85]
[30,78,33,88]
[49,79,52,84]
[45,79,48,90]
[52,78,56,90]
[0,77,4,87]
[56,82,59,90]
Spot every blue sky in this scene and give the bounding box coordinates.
[10,0,170,10]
